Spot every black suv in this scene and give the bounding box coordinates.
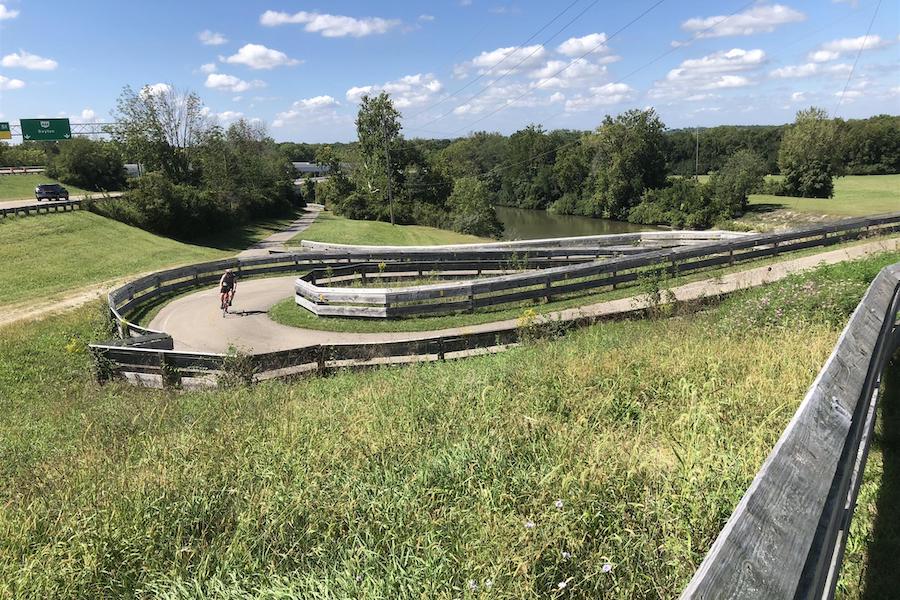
[34,183,70,201]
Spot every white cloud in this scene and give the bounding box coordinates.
[556,33,610,57]
[418,14,435,22]
[466,44,547,77]
[205,73,265,93]
[141,83,172,97]
[198,30,227,46]
[216,110,244,122]
[1,50,58,70]
[260,10,399,37]
[200,63,217,74]
[273,95,341,127]
[529,58,606,89]
[564,83,634,112]
[811,35,892,61]
[681,4,805,38]
[0,4,19,20]
[651,48,765,98]
[808,50,840,63]
[790,91,806,102]
[770,62,851,78]
[222,43,300,70]
[0,75,25,90]
[345,73,442,108]
[549,92,565,103]
[836,89,863,101]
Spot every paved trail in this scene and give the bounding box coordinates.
[237,204,323,257]
[150,237,900,354]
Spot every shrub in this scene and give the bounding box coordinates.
[46,138,126,192]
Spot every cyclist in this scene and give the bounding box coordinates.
[219,268,237,313]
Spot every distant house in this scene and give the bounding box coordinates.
[124,163,141,178]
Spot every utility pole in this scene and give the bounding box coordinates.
[694,127,700,179]
[382,117,395,226]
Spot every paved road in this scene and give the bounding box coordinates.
[237,204,323,257]
[149,237,900,354]
[0,192,123,210]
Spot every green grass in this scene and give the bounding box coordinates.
[4,254,897,598]
[288,211,488,247]
[748,174,900,217]
[0,173,94,200]
[0,210,301,309]
[268,235,900,334]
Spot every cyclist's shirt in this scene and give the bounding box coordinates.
[220,272,237,292]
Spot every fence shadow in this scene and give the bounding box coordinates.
[862,351,900,599]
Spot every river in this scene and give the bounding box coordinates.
[495,205,657,240]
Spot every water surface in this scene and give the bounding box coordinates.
[495,206,657,240]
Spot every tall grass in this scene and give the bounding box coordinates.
[0,253,897,598]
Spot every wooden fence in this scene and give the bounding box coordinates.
[681,262,900,599]
[295,213,900,319]
[0,199,81,218]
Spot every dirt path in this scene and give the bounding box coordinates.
[150,237,900,354]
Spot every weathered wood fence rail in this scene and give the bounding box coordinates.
[295,213,900,319]
[681,262,900,599]
[0,199,81,218]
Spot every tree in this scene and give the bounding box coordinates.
[110,84,210,183]
[628,179,717,229]
[778,107,842,198]
[448,177,504,238]
[708,149,767,216]
[584,109,667,219]
[46,138,126,191]
[354,92,402,224]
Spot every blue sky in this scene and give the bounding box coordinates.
[0,1,897,142]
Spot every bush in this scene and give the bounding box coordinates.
[629,179,719,229]
[46,138,126,191]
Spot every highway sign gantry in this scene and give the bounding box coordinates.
[0,122,10,140]
[20,118,72,141]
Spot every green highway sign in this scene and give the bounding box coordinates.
[0,122,10,140]
[20,118,72,141]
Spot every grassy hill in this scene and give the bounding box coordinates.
[0,253,895,597]
[0,211,299,308]
[288,211,488,247]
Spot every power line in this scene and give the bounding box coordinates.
[403,0,583,122]
[441,0,668,136]
[407,0,602,133]
[834,0,882,115]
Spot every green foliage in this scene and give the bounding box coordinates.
[101,85,295,239]
[0,141,50,167]
[46,138,126,192]
[353,92,403,224]
[778,107,843,198]
[665,125,783,176]
[838,114,900,175]
[628,179,719,229]
[447,176,503,238]
[584,109,668,220]
[708,149,768,216]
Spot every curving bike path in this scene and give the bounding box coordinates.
[150,237,900,354]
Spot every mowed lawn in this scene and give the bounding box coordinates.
[0,254,894,598]
[288,211,488,246]
[0,173,94,200]
[749,174,900,217]
[0,212,230,307]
